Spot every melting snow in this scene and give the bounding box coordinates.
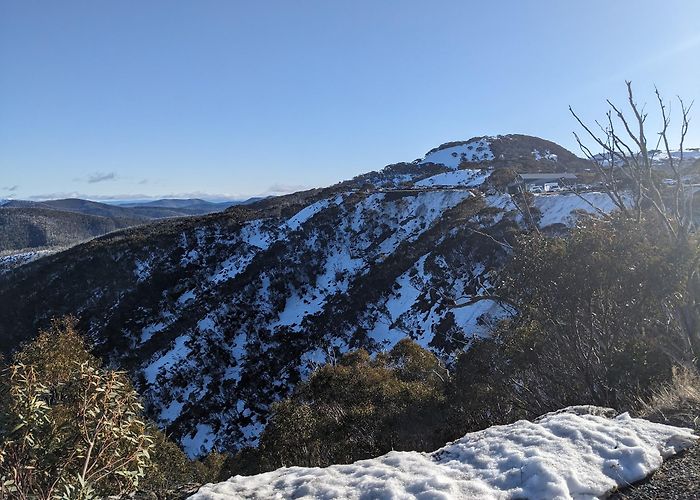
[181,249,200,266]
[209,220,283,284]
[160,398,185,423]
[197,315,217,333]
[368,255,430,347]
[190,407,697,500]
[177,289,197,305]
[0,249,56,273]
[143,334,191,384]
[368,254,508,350]
[240,219,276,250]
[140,321,167,343]
[376,191,472,255]
[210,253,256,284]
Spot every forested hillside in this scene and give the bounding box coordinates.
[0,198,241,253]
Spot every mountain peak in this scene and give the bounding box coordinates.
[421,137,495,168]
[420,134,590,172]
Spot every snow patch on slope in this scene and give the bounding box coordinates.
[651,148,700,163]
[209,219,282,284]
[181,423,215,458]
[134,259,152,282]
[0,249,56,273]
[421,139,494,169]
[286,195,344,231]
[367,254,508,351]
[271,191,471,332]
[191,408,697,500]
[532,149,558,161]
[271,243,364,330]
[415,169,490,188]
[143,334,191,384]
[535,192,619,227]
[368,254,430,348]
[376,190,472,255]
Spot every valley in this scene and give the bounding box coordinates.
[0,197,246,257]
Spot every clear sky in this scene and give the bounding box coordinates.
[2,1,699,201]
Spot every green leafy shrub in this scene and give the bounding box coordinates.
[140,430,226,492]
[0,318,154,499]
[254,339,448,471]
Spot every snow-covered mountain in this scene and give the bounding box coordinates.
[0,135,620,457]
[592,147,700,172]
[651,147,700,163]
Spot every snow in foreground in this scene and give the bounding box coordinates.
[190,406,697,500]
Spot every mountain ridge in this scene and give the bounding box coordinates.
[0,134,632,456]
[0,197,247,254]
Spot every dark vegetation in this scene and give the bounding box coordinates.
[0,185,340,355]
[253,339,449,470]
[2,198,239,220]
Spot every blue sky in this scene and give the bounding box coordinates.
[2,1,699,200]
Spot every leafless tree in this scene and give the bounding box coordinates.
[570,81,695,240]
[571,82,700,368]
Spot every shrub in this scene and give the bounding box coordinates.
[486,167,517,189]
[636,366,700,429]
[462,215,690,416]
[446,337,523,436]
[140,430,227,492]
[254,339,448,471]
[0,318,154,499]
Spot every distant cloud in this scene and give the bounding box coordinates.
[265,183,311,195]
[27,191,247,202]
[2,185,19,192]
[28,191,86,201]
[25,184,311,203]
[85,172,117,184]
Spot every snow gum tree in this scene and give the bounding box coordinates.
[0,317,154,500]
